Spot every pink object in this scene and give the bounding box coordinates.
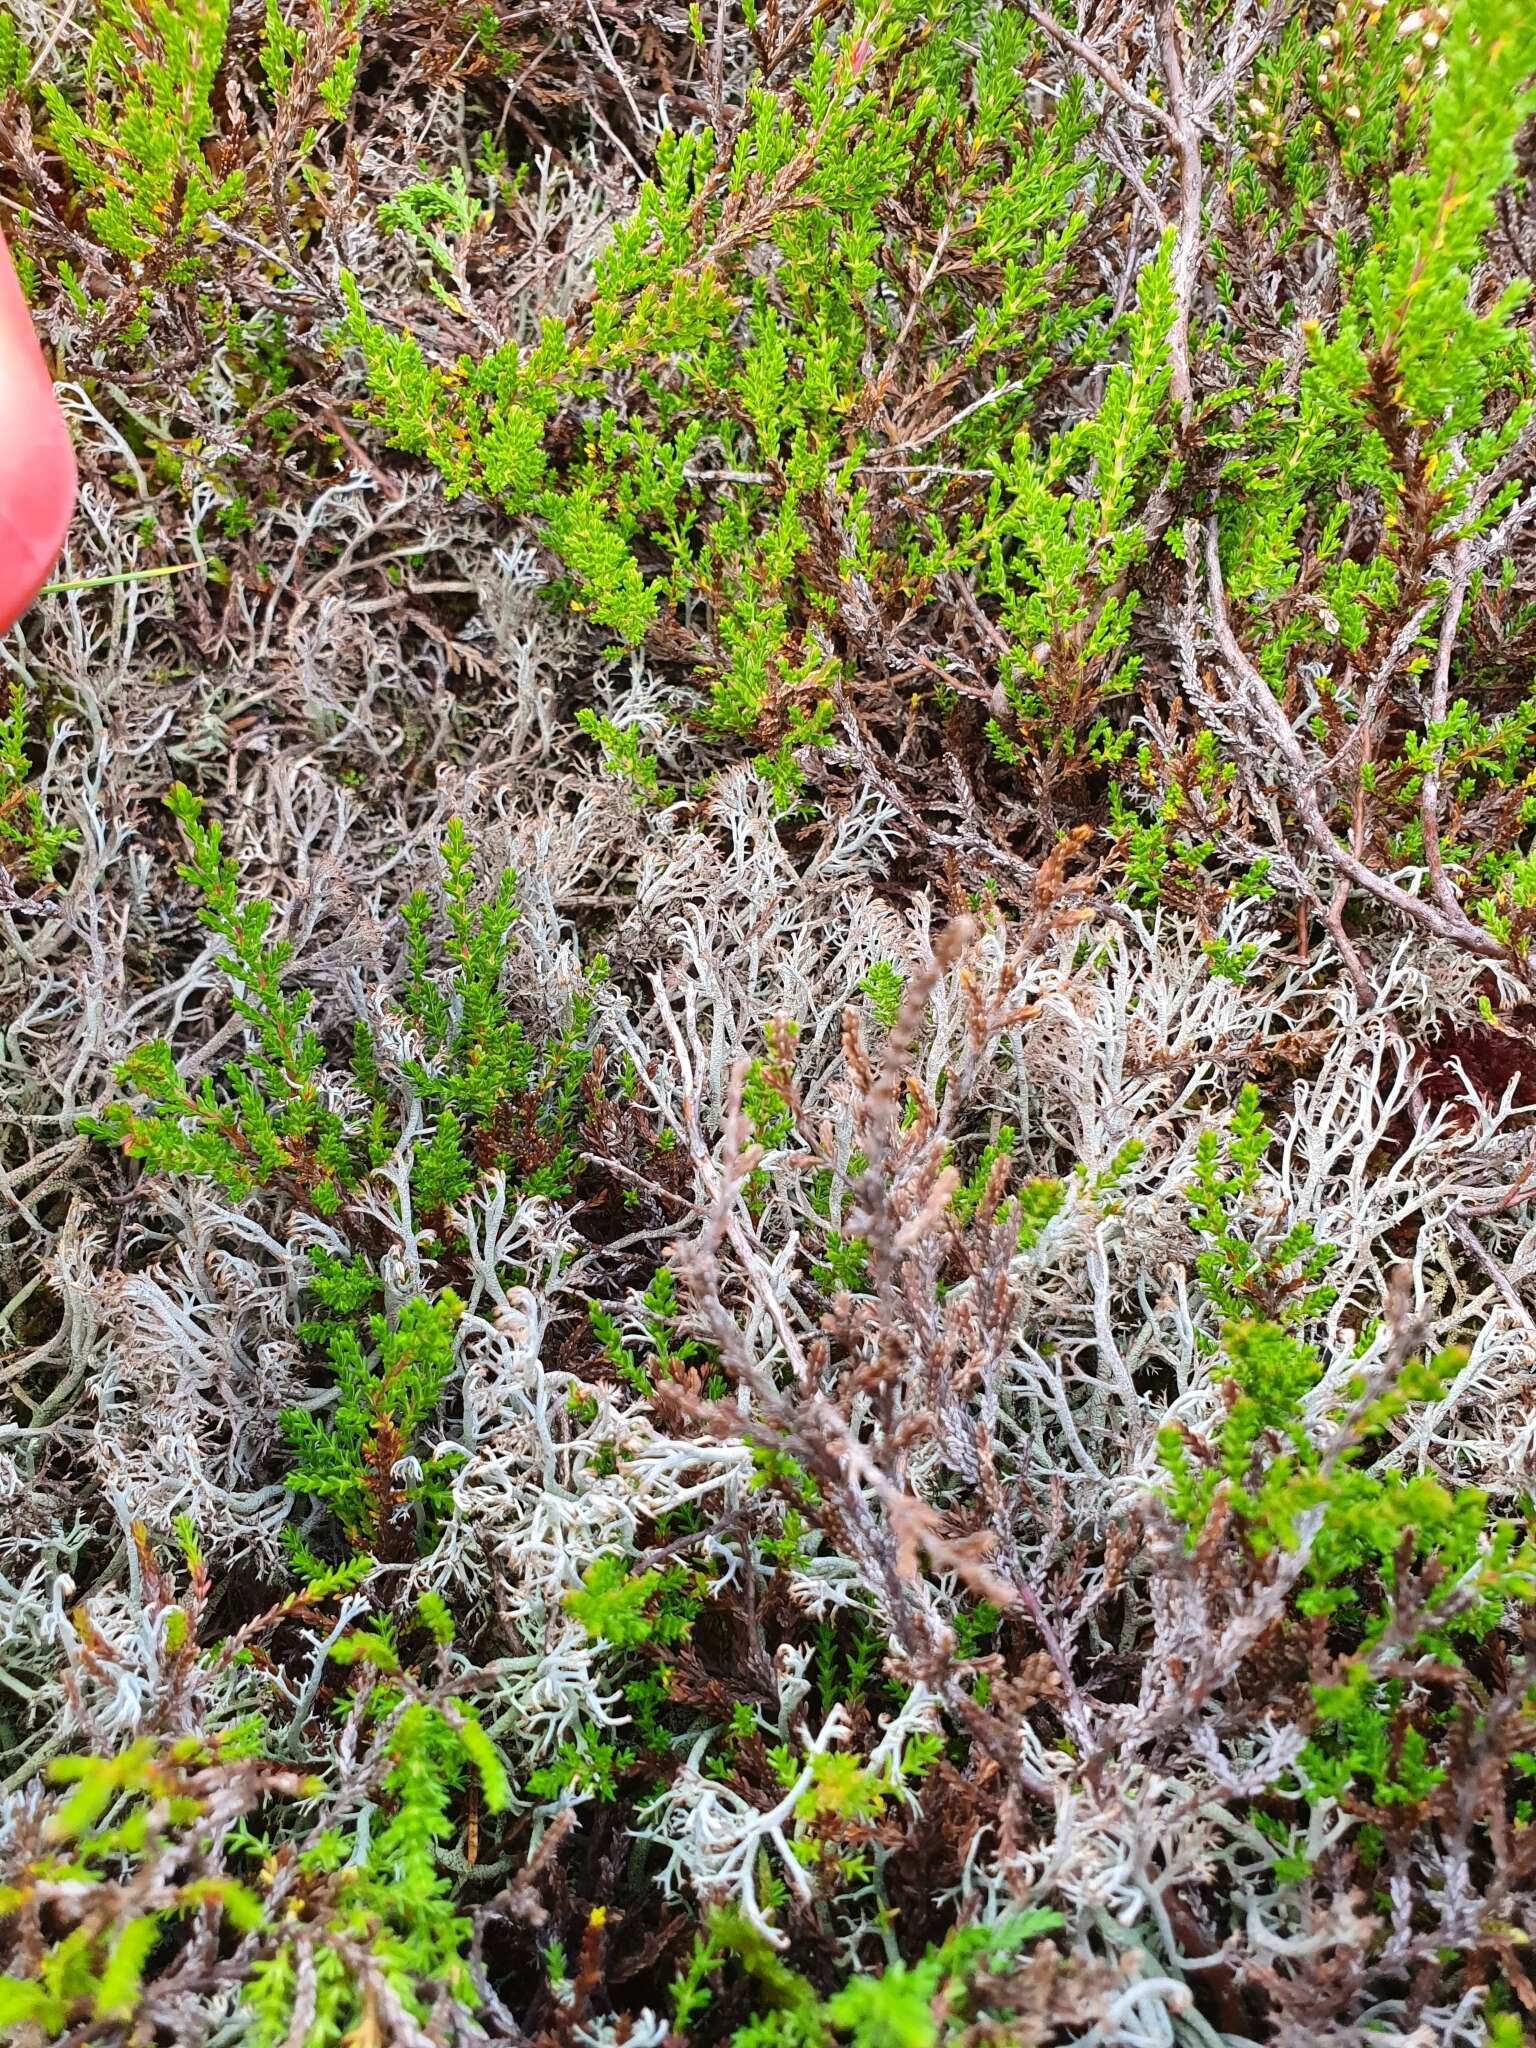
[0,230,76,632]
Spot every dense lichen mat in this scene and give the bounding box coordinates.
[4,1,1536,2042]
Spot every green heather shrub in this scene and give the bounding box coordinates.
[238,1688,510,2048]
[340,0,1536,957]
[283,1281,465,1563]
[1165,1081,1536,1822]
[0,680,70,883]
[1160,1318,1536,1649]
[1209,0,1536,942]
[671,1906,1074,2048]
[0,8,26,96]
[39,0,246,279]
[86,789,592,1217]
[0,1732,273,2038]
[1220,0,1536,621]
[0,1532,508,2048]
[340,0,1151,762]
[1186,1081,1339,1330]
[1161,1307,1536,1814]
[2,0,363,350]
[85,788,597,1565]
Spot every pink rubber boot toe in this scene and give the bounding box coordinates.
[0,231,76,633]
